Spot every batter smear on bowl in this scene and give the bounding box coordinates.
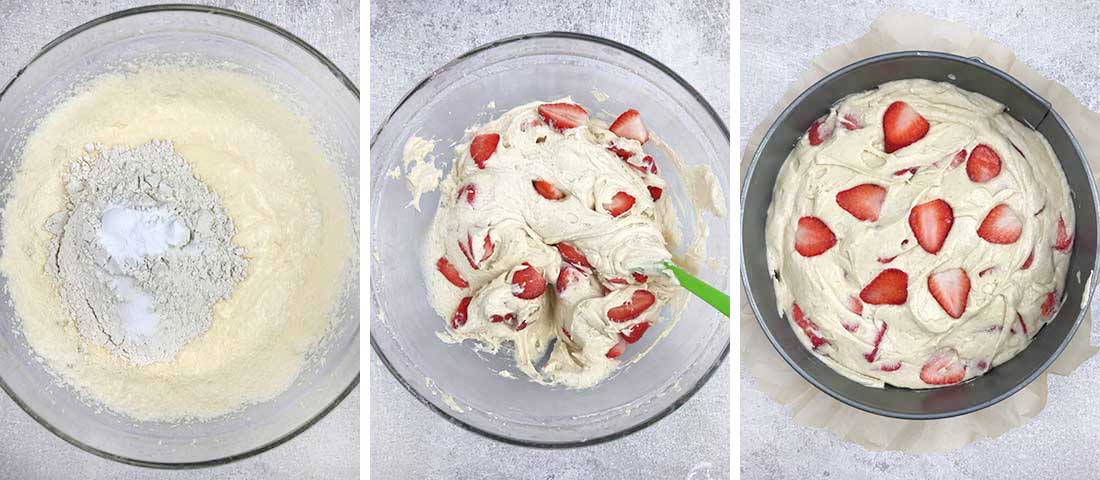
[765,79,1074,389]
[422,100,679,388]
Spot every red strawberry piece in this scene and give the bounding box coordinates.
[533,179,566,200]
[489,313,506,323]
[606,338,628,359]
[620,321,652,344]
[908,199,954,254]
[840,113,862,130]
[514,319,528,331]
[859,268,909,305]
[604,191,636,217]
[641,155,658,174]
[451,297,471,329]
[807,116,834,146]
[1055,215,1073,252]
[848,295,864,316]
[893,167,918,177]
[966,144,1002,183]
[877,255,897,264]
[791,303,829,349]
[1017,312,1028,336]
[456,183,477,205]
[883,101,930,153]
[600,284,612,296]
[608,277,629,285]
[538,102,589,130]
[480,233,495,263]
[470,133,500,169]
[647,186,663,201]
[928,268,971,319]
[556,243,592,271]
[1041,291,1057,318]
[631,272,649,283]
[457,233,479,270]
[920,349,966,385]
[977,360,989,371]
[863,322,888,362]
[794,216,837,257]
[607,290,657,323]
[836,184,887,222]
[511,263,547,300]
[436,257,468,288]
[608,145,634,161]
[490,313,522,331]
[950,149,967,168]
[561,327,572,340]
[880,362,902,372]
[1022,252,1035,270]
[556,264,583,294]
[977,204,1023,245]
[609,109,649,144]
[978,267,995,277]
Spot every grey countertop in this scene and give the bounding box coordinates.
[742,1,1100,479]
[369,0,730,478]
[0,1,359,479]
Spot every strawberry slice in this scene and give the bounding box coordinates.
[928,268,971,319]
[608,277,630,285]
[1042,291,1057,318]
[609,109,649,144]
[556,264,583,294]
[859,268,908,305]
[436,257,468,289]
[470,133,500,169]
[607,290,656,323]
[794,216,837,257]
[836,184,887,222]
[641,155,658,174]
[533,179,566,200]
[863,322,888,362]
[1022,252,1035,270]
[1017,312,1029,336]
[908,199,954,254]
[608,145,634,161]
[511,263,547,300]
[620,321,652,344]
[893,167,918,177]
[456,183,477,205]
[877,255,897,264]
[950,149,967,168]
[978,267,995,277]
[556,243,592,271]
[880,362,902,372]
[791,303,829,349]
[883,101,929,153]
[606,338,628,359]
[807,116,834,146]
[920,349,966,385]
[451,297,471,329]
[977,204,1023,245]
[604,191,636,217]
[847,295,864,316]
[538,102,589,131]
[647,186,663,201]
[457,233,479,270]
[966,144,1002,183]
[1055,215,1073,252]
[839,113,862,130]
[631,272,648,283]
[480,233,495,263]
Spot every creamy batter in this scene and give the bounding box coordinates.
[766,79,1073,388]
[421,99,679,388]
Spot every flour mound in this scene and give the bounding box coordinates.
[46,140,247,365]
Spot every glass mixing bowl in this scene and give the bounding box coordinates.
[0,6,359,467]
[370,32,729,446]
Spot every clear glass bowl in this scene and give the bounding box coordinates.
[370,32,729,446]
[0,6,359,467]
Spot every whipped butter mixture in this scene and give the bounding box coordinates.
[421,100,680,388]
[766,79,1074,389]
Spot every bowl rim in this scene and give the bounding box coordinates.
[369,31,730,448]
[0,3,360,469]
[740,50,1099,420]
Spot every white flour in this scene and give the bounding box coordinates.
[45,140,247,365]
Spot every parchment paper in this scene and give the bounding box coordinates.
[740,9,1100,453]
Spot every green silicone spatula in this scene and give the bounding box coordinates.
[664,262,729,317]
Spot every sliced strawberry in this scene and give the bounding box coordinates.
[631,272,649,283]
[647,186,663,201]
[456,183,477,205]
[608,145,634,161]
[966,144,1002,183]
[556,243,592,271]
[470,133,500,169]
[608,277,629,285]
[620,321,652,344]
[883,101,929,153]
[604,191,636,217]
[894,167,918,177]
[561,327,572,340]
[848,295,864,316]
[977,360,989,371]
[807,116,834,146]
[1022,252,1035,270]
[480,233,495,263]
[836,184,887,222]
[533,179,566,200]
[538,102,589,131]
[977,204,1023,245]
[791,303,829,349]
[863,322,888,362]
[928,268,970,319]
[436,257,468,288]
[920,349,966,385]
[606,338,628,359]
[556,264,583,294]
[859,268,908,305]
[880,362,902,372]
[1041,291,1057,318]
[607,290,656,323]
[978,267,995,277]
[451,297,471,329]
[839,113,862,130]
[511,263,547,300]
[457,233,479,270]
[490,313,523,331]
[950,149,967,168]
[1055,215,1073,252]
[794,216,837,257]
[1017,312,1029,336]
[609,109,649,144]
[641,155,658,174]
[908,199,954,254]
[877,255,897,264]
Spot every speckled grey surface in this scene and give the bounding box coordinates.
[0,1,358,478]
[369,0,729,478]
[742,1,1100,479]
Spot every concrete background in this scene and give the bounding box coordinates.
[742,1,1100,479]
[370,1,730,478]
[0,1,359,479]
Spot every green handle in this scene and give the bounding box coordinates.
[664,262,730,317]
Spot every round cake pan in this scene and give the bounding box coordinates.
[741,51,1099,419]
